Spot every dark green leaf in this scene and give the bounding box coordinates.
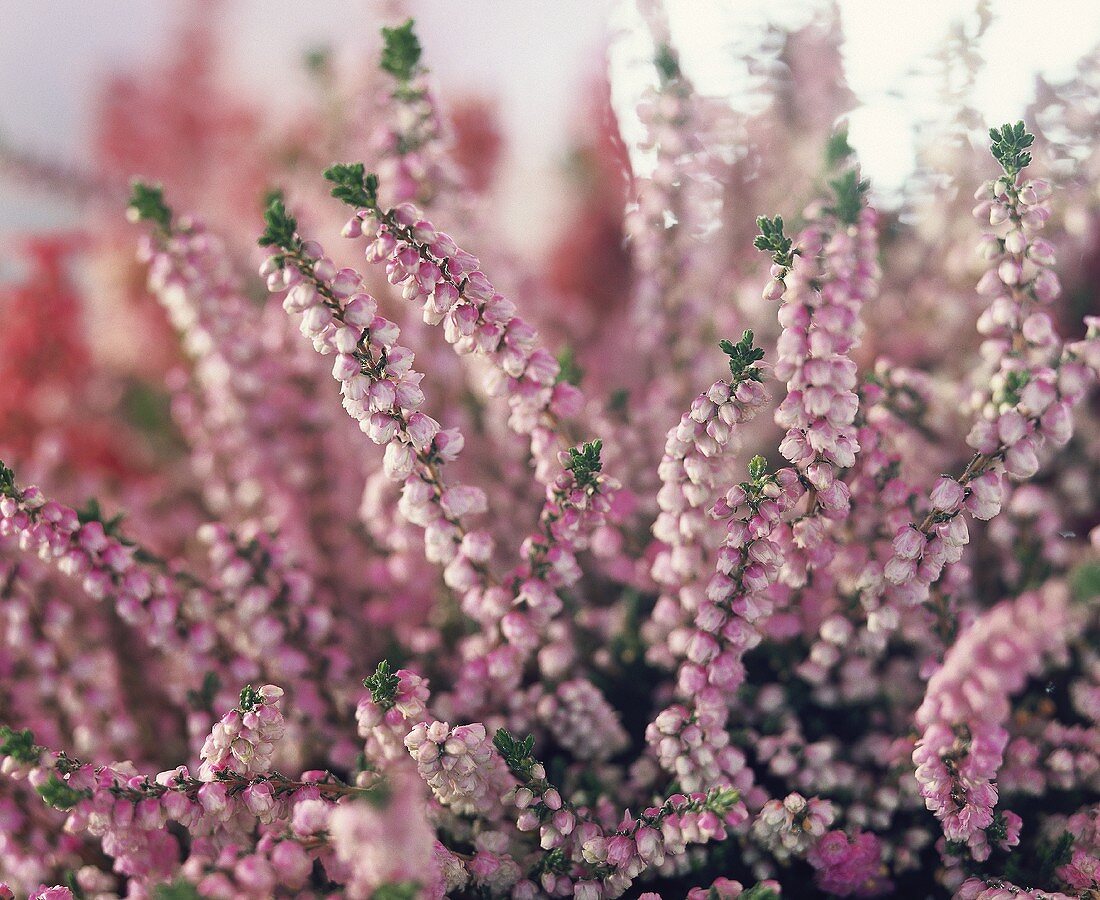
[128,181,173,232]
[324,163,380,210]
[380,19,422,82]
[363,660,400,710]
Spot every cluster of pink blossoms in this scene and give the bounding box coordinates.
[2,10,1100,900]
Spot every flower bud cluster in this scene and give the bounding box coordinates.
[648,463,804,791]
[913,584,1075,846]
[404,721,503,815]
[536,679,630,763]
[772,203,879,520]
[577,789,747,896]
[0,479,227,718]
[750,792,835,862]
[807,829,892,896]
[351,203,583,484]
[261,227,497,598]
[198,684,285,781]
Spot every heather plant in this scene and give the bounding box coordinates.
[1,5,1099,900]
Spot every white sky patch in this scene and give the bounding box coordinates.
[611,0,1100,196]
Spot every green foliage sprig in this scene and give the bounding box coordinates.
[825,127,855,169]
[753,215,797,270]
[0,461,15,497]
[374,884,420,900]
[237,684,262,712]
[364,660,400,710]
[989,121,1034,177]
[258,196,301,255]
[37,774,90,811]
[826,168,870,226]
[565,440,603,490]
[654,44,681,83]
[324,162,380,211]
[555,346,584,387]
[718,330,765,383]
[76,497,127,539]
[493,727,537,779]
[127,181,173,233]
[153,882,202,900]
[380,19,422,83]
[0,725,43,762]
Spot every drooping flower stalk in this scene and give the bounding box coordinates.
[647,331,769,669]
[370,18,464,210]
[885,125,1100,607]
[328,164,584,487]
[913,582,1077,850]
[257,196,498,601]
[647,455,805,792]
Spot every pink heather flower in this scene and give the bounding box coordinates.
[329,770,438,898]
[929,477,965,512]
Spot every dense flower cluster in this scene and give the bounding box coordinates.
[1,5,1099,899]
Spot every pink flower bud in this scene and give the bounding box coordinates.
[929,477,965,512]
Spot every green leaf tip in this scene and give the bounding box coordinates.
[380,19,422,82]
[303,46,331,77]
[753,215,797,269]
[0,461,15,496]
[153,881,203,900]
[75,497,127,539]
[0,725,42,763]
[1071,560,1100,602]
[37,774,90,811]
[740,886,780,900]
[373,884,421,900]
[238,684,262,712]
[363,660,400,710]
[555,346,584,387]
[825,126,855,168]
[826,168,870,226]
[493,727,536,774]
[127,181,172,232]
[989,120,1034,177]
[258,195,299,251]
[654,44,681,83]
[324,162,380,210]
[719,330,765,383]
[565,440,603,489]
[748,455,768,481]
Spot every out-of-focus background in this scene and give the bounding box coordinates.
[2,0,1099,249]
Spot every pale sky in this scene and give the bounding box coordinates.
[613,0,1100,192]
[1,0,1098,239]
